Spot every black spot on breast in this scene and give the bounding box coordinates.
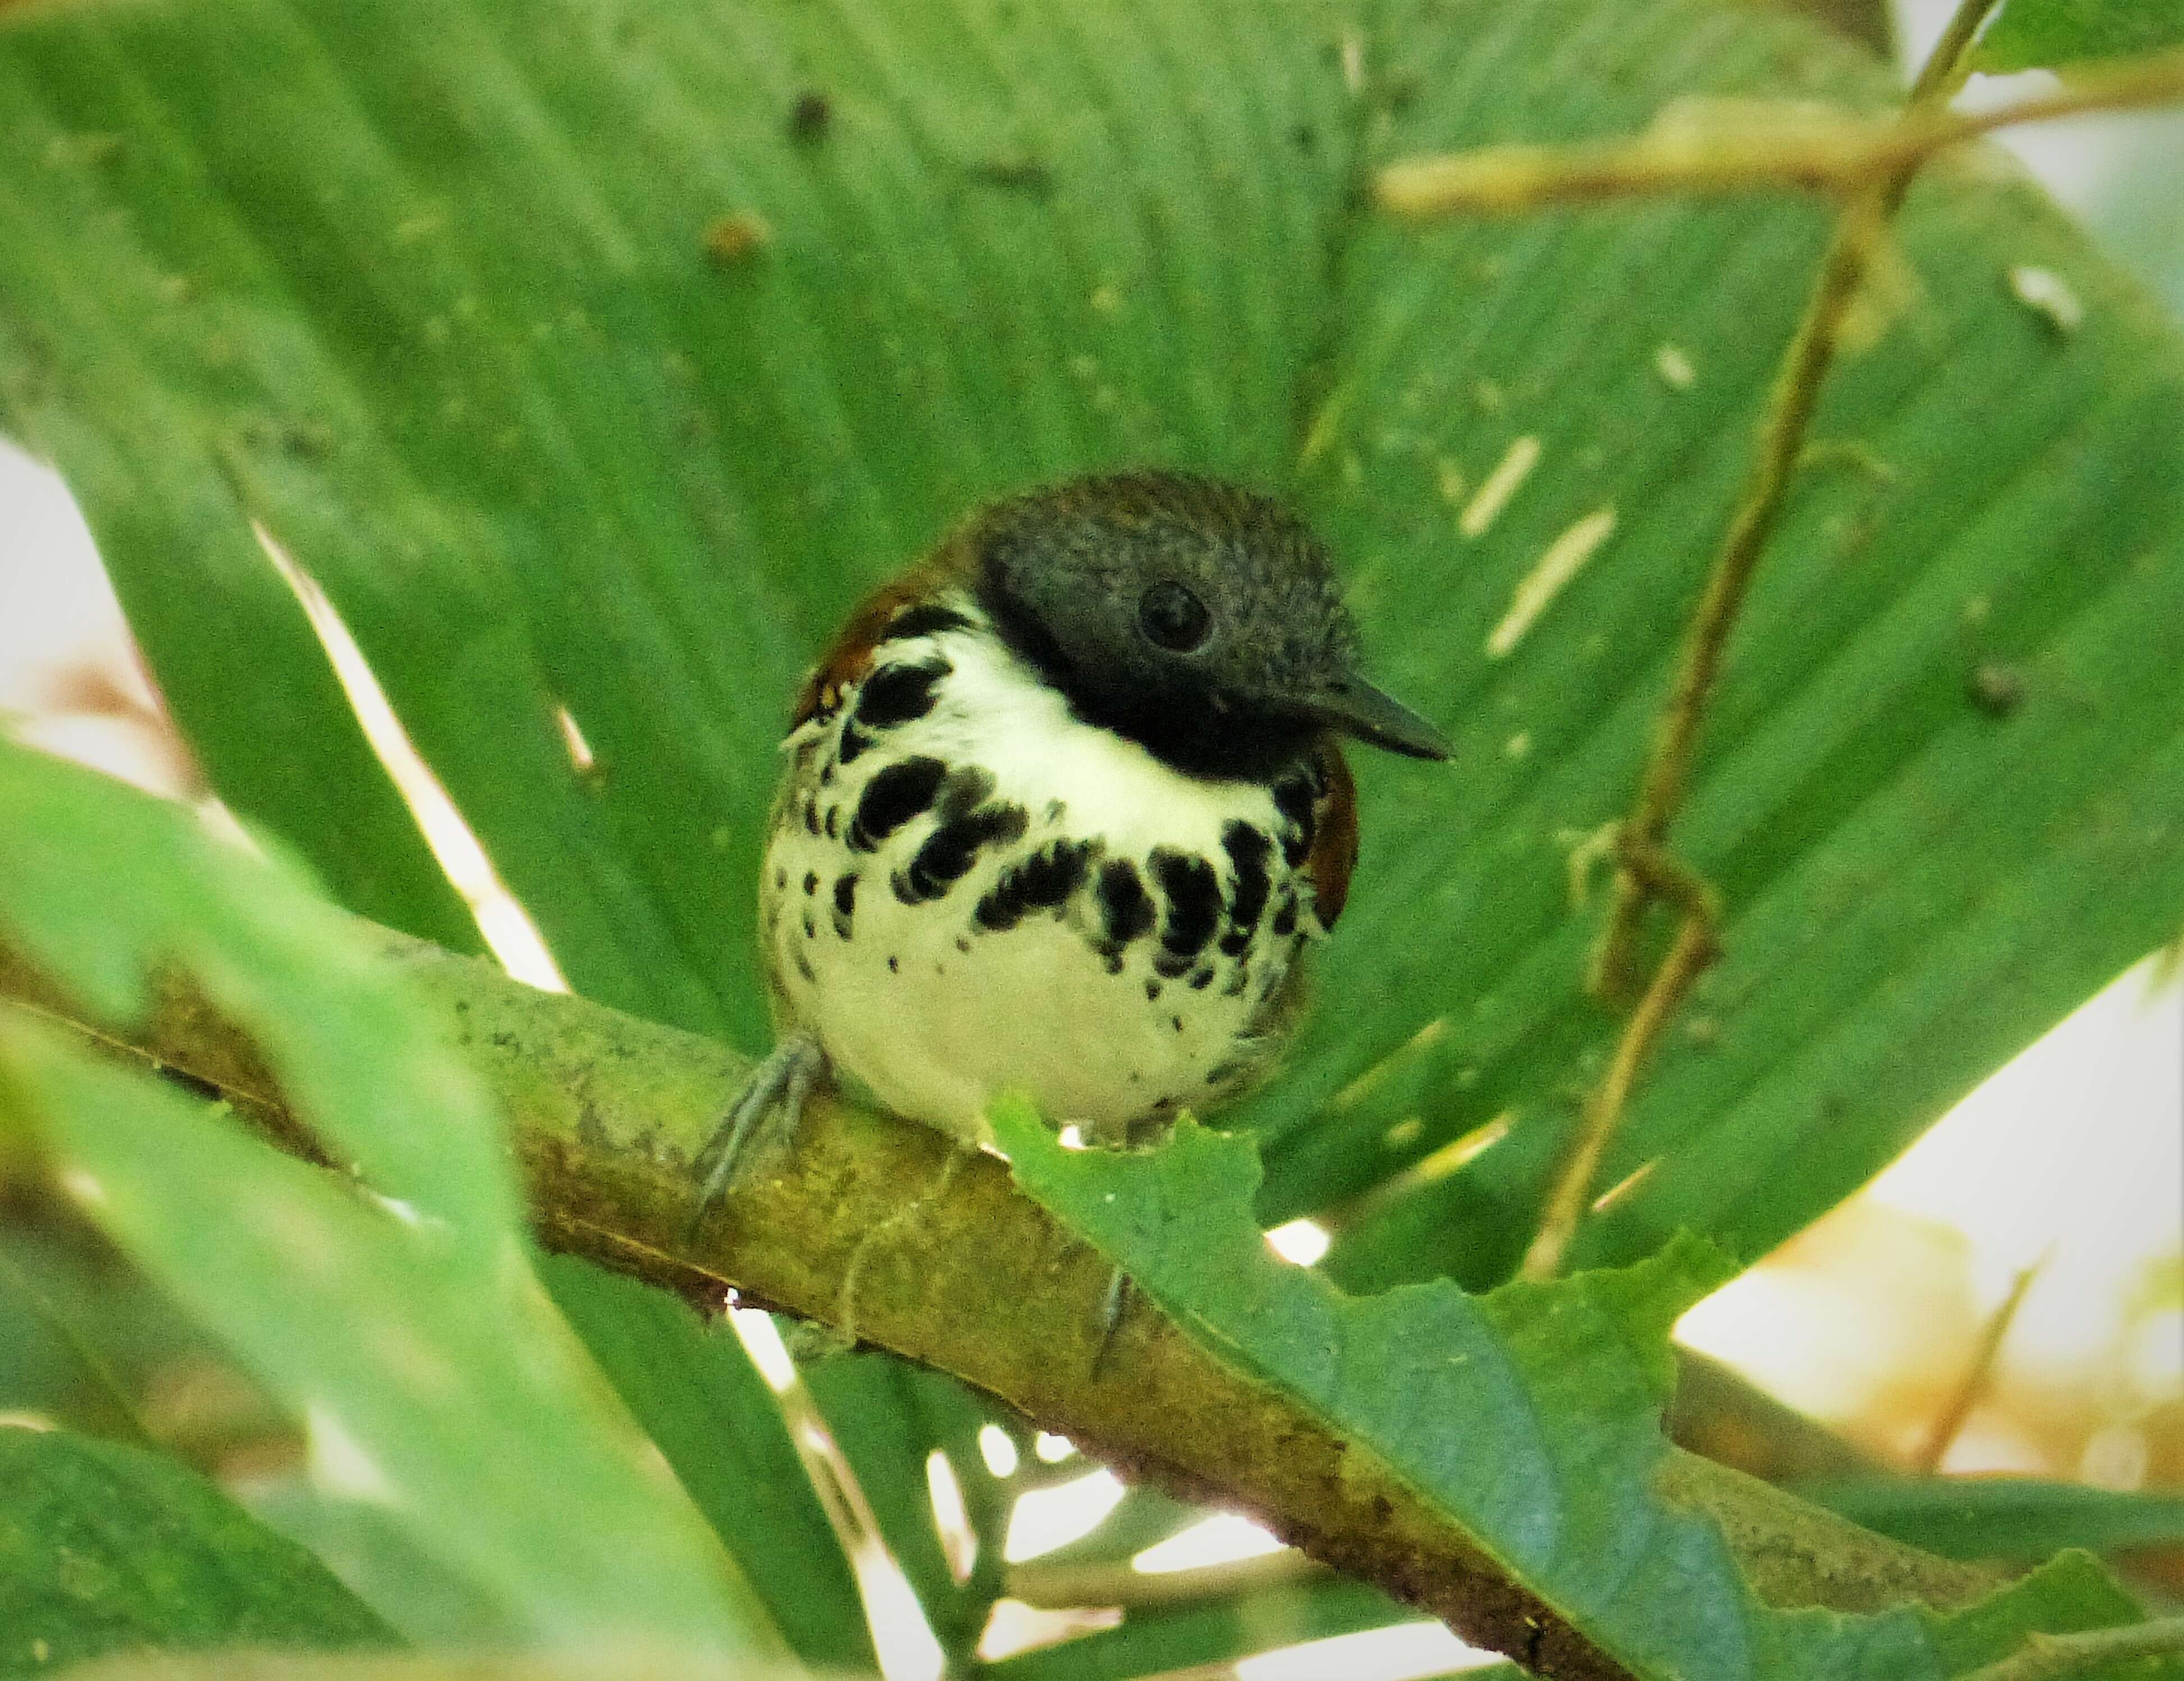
[1187,966,1214,989]
[850,756,947,852]
[1145,978,1163,1001]
[823,806,839,839]
[774,867,788,891]
[803,871,818,896]
[856,658,950,730]
[887,955,899,973]
[839,724,875,765]
[803,797,821,835]
[1218,930,1252,957]
[832,873,857,935]
[975,837,1098,931]
[936,764,997,820]
[1222,821,1272,934]
[884,603,975,643]
[1272,773,1318,867]
[803,911,817,940]
[1149,848,1221,962]
[896,803,1029,903]
[1095,860,1155,951]
[1272,896,1300,938]
[795,947,816,984]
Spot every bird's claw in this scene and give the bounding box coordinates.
[1090,1265,1134,1380]
[688,1033,825,1241]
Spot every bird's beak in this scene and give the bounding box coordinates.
[1303,676,1452,761]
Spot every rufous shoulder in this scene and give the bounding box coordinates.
[1303,738,1358,928]
[790,546,973,729]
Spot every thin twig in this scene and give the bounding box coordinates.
[1376,48,2184,219]
[1590,0,1998,1001]
[1523,0,2002,1269]
[1955,1615,2184,1681]
[1905,0,1999,101]
[1522,910,1718,1279]
[1915,1255,2044,1474]
[1585,184,1889,997]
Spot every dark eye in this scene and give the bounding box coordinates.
[1138,581,1212,652]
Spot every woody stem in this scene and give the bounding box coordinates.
[0,924,2009,1681]
[1526,0,2002,1274]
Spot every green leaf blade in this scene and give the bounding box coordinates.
[994,1105,2158,1680]
[1253,12,2184,1289]
[1800,1476,2184,1564]
[1977,0,2184,72]
[0,1427,393,1678]
[0,743,518,1251]
[0,743,782,1658]
[536,1257,880,1672]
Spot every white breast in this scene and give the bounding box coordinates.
[760,612,1324,1147]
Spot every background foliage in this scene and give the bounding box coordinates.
[1,0,2181,1674]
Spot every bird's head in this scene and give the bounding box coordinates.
[962,470,1449,780]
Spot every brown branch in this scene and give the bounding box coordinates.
[1375,49,2184,219]
[0,929,2009,1681]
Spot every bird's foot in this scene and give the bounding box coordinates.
[688,1032,826,1239]
[1090,1266,1134,1380]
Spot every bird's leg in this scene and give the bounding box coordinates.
[1083,1115,1163,1376]
[689,1031,827,1234]
[1090,1267,1135,1380]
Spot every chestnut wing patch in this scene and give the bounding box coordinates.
[1301,739,1357,928]
[791,566,966,729]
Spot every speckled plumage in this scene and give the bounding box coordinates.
[760,594,1334,1146]
[708,470,1446,1179]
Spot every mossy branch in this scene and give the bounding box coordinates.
[0,926,2006,1681]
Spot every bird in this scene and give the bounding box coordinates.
[694,469,1449,1208]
